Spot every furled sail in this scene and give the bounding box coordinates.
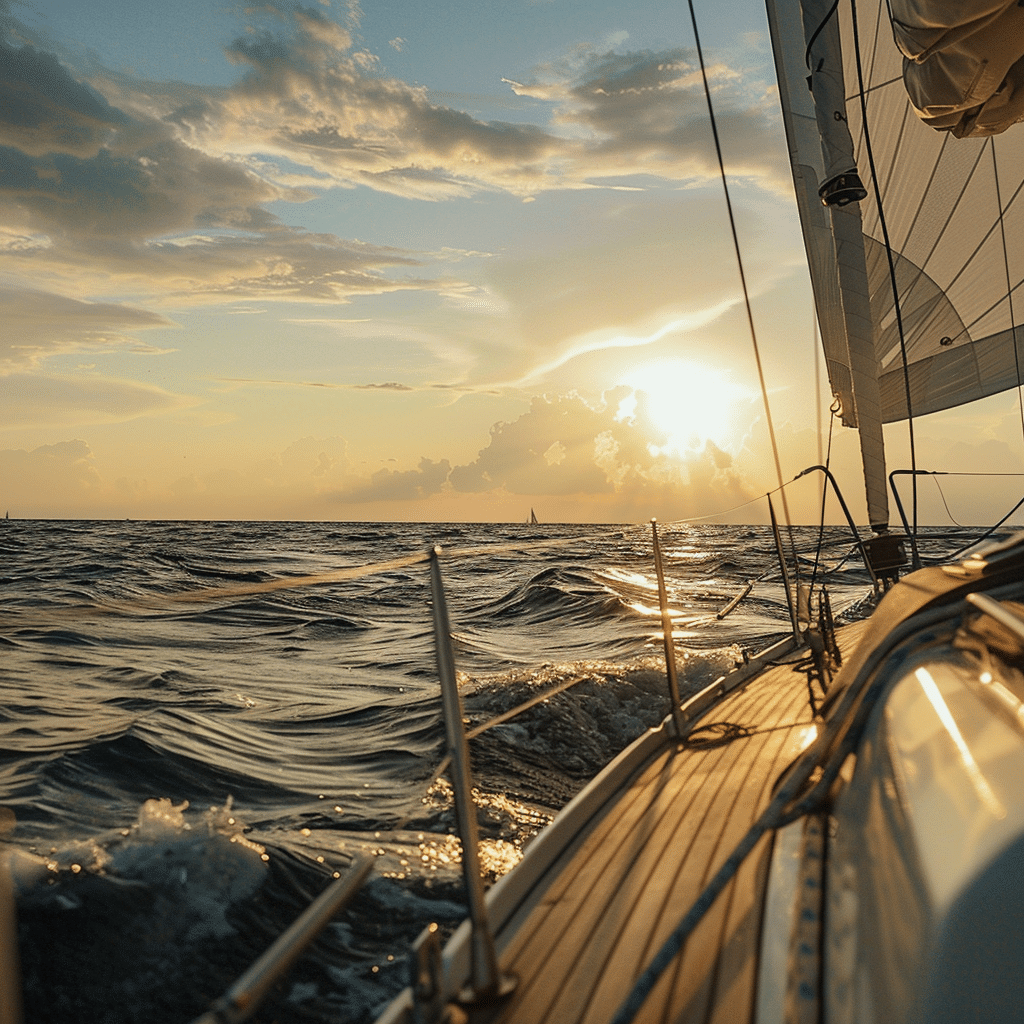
[766,0,1024,530]
[890,0,1024,138]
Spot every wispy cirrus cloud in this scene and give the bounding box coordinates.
[0,288,174,370]
[0,372,195,426]
[212,376,499,395]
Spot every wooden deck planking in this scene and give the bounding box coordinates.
[571,679,803,1024]
[469,621,869,1024]
[667,681,813,1024]
[495,679,785,1024]
[639,676,813,1024]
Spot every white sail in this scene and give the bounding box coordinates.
[844,2,1024,423]
[766,0,1024,530]
[765,0,890,531]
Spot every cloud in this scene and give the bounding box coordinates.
[0,373,194,426]
[255,435,352,486]
[214,376,416,392]
[0,439,101,510]
[336,456,452,502]
[0,287,174,369]
[1,5,784,230]
[0,8,449,304]
[0,35,130,159]
[506,47,787,189]
[0,4,788,330]
[450,393,620,495]
[447,390,754,518]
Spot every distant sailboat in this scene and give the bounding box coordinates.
[528,508,538,525]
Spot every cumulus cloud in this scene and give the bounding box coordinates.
[255,435,352,487]
[340,456,452,503]
[0,36,130,159]
[506,48,785,187]
[448,390,754,516]
[0,439,101,508]
[0,7,452,306]
[0,0,789,344]
[0,3,784,244]
[450,393,621,495]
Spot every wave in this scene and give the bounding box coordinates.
[3,519,967,1024]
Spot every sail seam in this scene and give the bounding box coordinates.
[844,74,903,100]
[896,132,950,254]
[963,279,1024,338]
[882,104,911,212]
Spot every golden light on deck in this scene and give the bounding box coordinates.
[795,724,818,751]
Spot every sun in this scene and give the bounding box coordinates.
[616,359,748,455]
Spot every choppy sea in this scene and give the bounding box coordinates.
[0,519,977,1023]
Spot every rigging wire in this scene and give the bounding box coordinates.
[931,476,964,527]
[943,491,1024,560]
[990,138,1024,445]
[849,0,918,533]
[684,0,798,574]
[804,0,841,67]
[809,401,841,592]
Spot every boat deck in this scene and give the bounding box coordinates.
[469,621,869,1024]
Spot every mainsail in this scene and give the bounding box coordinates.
[766,0,1024,531]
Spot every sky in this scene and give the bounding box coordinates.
[2,0,1023,524]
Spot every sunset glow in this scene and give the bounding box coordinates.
[0,0,1019,524]
[617,360,749,456]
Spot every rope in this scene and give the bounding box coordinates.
[807,402,842,595]
[804,0,842,68]
[930,476,964,527]
[0,502,884,632]
[940,491,1024,562]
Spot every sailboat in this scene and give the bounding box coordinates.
[371,3,1024,1024]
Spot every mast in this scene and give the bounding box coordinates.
[765,0,889,532]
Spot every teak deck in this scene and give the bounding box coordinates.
[468,621,869,1024]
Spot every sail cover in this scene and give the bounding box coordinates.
[890,0,1024,138]
[766,0,1024,527]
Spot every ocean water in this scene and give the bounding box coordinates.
[0,519,967,1023]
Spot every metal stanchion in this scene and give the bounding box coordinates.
[190,856,374,1024]
[428,548,515,1004]
[651,520,685,737]
[768,495,802,644]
